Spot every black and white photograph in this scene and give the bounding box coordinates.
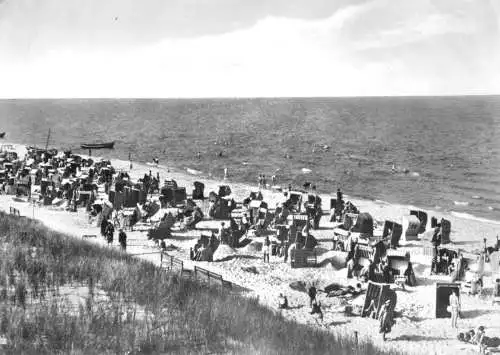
[0,1,500,354]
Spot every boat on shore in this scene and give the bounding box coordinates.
[80,141,115,150]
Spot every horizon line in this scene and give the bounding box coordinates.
[1,93,499,100]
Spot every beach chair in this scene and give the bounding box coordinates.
[401,215,420,242]
[440,218,451,244]
[218,185,232,198]
[287,191,303,213]
[192,181,205,200]
[410,209,428,234]
[290,249,317,268]
[362,281,396,319]
[342,213,358,230]
[435,282,460,318]
[382,220,403,248]
[287,214,309,229]
[387,251,411,287]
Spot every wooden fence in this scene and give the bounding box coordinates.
[160,252,186,275]
[160,251,232,290]
[194,266,224,287]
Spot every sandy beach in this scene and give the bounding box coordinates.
[1,142,500,355]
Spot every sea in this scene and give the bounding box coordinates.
[1,96,500,222]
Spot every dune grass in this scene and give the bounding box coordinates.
[0,211,403,354]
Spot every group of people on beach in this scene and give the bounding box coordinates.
[257,173,279,189]
[100,218,127,251]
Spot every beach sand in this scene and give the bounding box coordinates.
[1,143,500,355]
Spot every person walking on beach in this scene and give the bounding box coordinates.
[262,175,267,189]
[336,188,343,203]
[431,224,442,274]
[105,220,115,246]
[449,290,461,329]
[308,286,317,307]
[379,300,395,341]
[100,218,108,238]
[119,229,127,251]
[263,236,271,263]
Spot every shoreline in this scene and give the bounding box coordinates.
[3,139,500,249]
[5,136,500,225]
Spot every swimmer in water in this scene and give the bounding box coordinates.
[391,164,397,173]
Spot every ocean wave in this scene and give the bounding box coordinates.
[453,201,469,206]
[301,168,312,174]
[472,195,482,199]
[410,172,420,177]
[450,211,500,225]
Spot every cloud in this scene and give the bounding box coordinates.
[0,0,369,57]
[0,0,499,97]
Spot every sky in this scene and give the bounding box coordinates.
[0,0,499,98]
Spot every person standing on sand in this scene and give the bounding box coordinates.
[263,236,271,263]
[218,222,228,244]
[119,229,127,251]
[449,290,460,329]
[105,220,115,246]
[101,218,108,237]
[379,300,395,341]
[308,286,317,307]
[431,225,442,274]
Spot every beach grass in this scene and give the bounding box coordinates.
[0,211,403,354]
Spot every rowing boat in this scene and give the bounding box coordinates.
[80,141,115,149]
